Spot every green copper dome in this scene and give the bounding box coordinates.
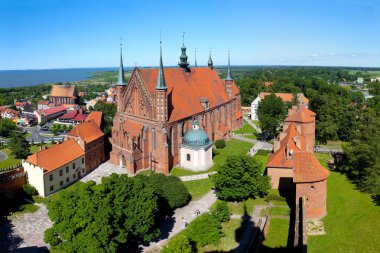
[182,120,211,146]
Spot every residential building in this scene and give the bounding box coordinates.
[0,106,20,120]
[49,85,79,105]
[250,92,309,120]
[58,109,87,124]
[34,105,67,124]
[110,41,242,174]
[23,139,86,197]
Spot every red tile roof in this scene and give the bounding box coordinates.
[259,92,294,102]
[40,105,67,116]
[235,111,243,119]
[264,81,273,87]
[26,139,85,173]
[219,123,230,134]
[50,85,77,98]
[73,114,87,122]
[285,106,316,123]
[293,151,330,183]
[86,111,102,127]
[123,121,144,137]
[59,111,78,119]
[138,67,234,122]
[68,120,104,143]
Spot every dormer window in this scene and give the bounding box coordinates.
[200,97,209,110]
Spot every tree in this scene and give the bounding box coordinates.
[8,132,30,159]
[93,100,116,136]
[212,154,270,201]
[161,234,195,253]
[257,93,287,138]
[44,174,160,251]
[211,200,230,223]
[23,183,38,197]
[0,118,17,137]
[186,213,223,247]
[214,139,226,149]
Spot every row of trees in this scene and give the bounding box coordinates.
[44,173,190,252]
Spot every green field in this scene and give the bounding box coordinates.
[308,154,380,253]
[0,148,21,169]
[260,218,290,251]
[254,150,270,173]
[183,178,214,201]
[233,121,258,140]
[228,198,268,216]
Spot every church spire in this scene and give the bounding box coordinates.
[208,48,214,70]
[156,35,167,90]
[117,37,126,86]
[226,48,233,81]
[194,48,198,67]
[178,32,190,70]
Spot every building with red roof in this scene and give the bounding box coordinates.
[58,109,87,124]
[266,105,329,218]
[49,85,79,105]
[65,112,105,173]
[34,105,67,124]
[110,42,242,174]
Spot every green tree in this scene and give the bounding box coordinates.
[0,118,17,137]
[211,200,230,222]
[23,183,38,197]
[44,174,160,252]
[186,213,223,247]
[93,100,116,136]
[212,155,270,201]
[8,132,30,159]
[161,234,195,253]
[257,93,287,138]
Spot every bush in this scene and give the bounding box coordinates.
[214,139,226,149]
[186,213,223,247]
[211,201,230,222]
[264,193,286,202]
[23,183,38,197]
[212,149,220,156]
[161,234,195,253]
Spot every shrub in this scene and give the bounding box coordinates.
[161,234,195,253]
[211,200,230,223]
[212,149,220,156]
[265,193,286,202]
[186,213,223,247]
[214,139,226,149]
[23,183,38,197]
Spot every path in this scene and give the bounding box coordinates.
[143,190,217,253]
[1,203,52,250]
[0,150,8,162]
[80,162,130,184]
[179,171,216,181]
[243,115,262,134]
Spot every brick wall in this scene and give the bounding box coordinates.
[295,179,327,218]
[0,168,26,193]
[267,167,294,189]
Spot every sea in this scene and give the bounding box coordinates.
[0,68,121,88]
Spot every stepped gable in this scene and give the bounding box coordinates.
[50,85,77,98]
[86,111,102,127]
[68,120,104,143]
[138,67,234,122]
[293,151,330,183]
[285,106,316,123]
[26,139,84,173]
[267,124,304,168]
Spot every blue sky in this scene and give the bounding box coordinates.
[0,0,379,70]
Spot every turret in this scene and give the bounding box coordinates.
[208,48,214,70]
[116,38,126,112]
[178,32,190,71]
[156,39,168,122]
[224,49,233,98]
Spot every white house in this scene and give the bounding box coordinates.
[23,139,85,197]
[180,120,213,171]
[251,92,309,121]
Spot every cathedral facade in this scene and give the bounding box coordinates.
[109,41,243,174]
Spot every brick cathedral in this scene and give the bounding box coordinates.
[109,40,243,174]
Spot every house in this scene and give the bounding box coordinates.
[266,105,329,218]
[0,106,20,120]
[86,111,102,127]
[65,111,105,172]
[250,92,309,120]
[58,109,87,124]
[23,139,86,197]
[34,105,67,124]
[49,85,79,105]
[37,100,55,110]
[110,41,242,174]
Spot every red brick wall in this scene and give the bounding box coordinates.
[295,179,327,218]
[0,168,26,193]
[267,167,294,189]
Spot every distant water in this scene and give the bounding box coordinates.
[0,68,123,88]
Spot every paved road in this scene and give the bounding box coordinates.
[143,190,217,253]
[232,135,273,151]
[179,171,216,181]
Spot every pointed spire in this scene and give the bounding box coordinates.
[156,34,167,90]
[117,37,126,86]
[208,47,214,70]
[226,48,233,81]
[195,48,198,67]
[178,31,190,70]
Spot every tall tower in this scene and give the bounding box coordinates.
[178,32,190,71]
[225,49,233,99]
[155,39,168,122]
[194,48,198,67]
[208,48,214,70]
[116,38,126,112]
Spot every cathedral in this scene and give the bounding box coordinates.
[109,39,243,174]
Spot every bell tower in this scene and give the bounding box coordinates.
[116,38,127,112]
[155,39,168,122]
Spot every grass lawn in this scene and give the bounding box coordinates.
[268,206,290,216]
[200,218,243,252]
[233,121,257,136]
[9,203,40,219]
[49,181,86,202]
[183,178,214,201]
[29,143,53,154]
[308,154,380,253]
[254,150,270,173]
[228,198,268,216]
[0,148,21,169]
[260,218,290,251]
[170,139,252,177]
[252,120,262,128]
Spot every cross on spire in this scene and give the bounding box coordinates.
[156,33,167,90]
[182,31,185,46]
[117,37,126,86]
